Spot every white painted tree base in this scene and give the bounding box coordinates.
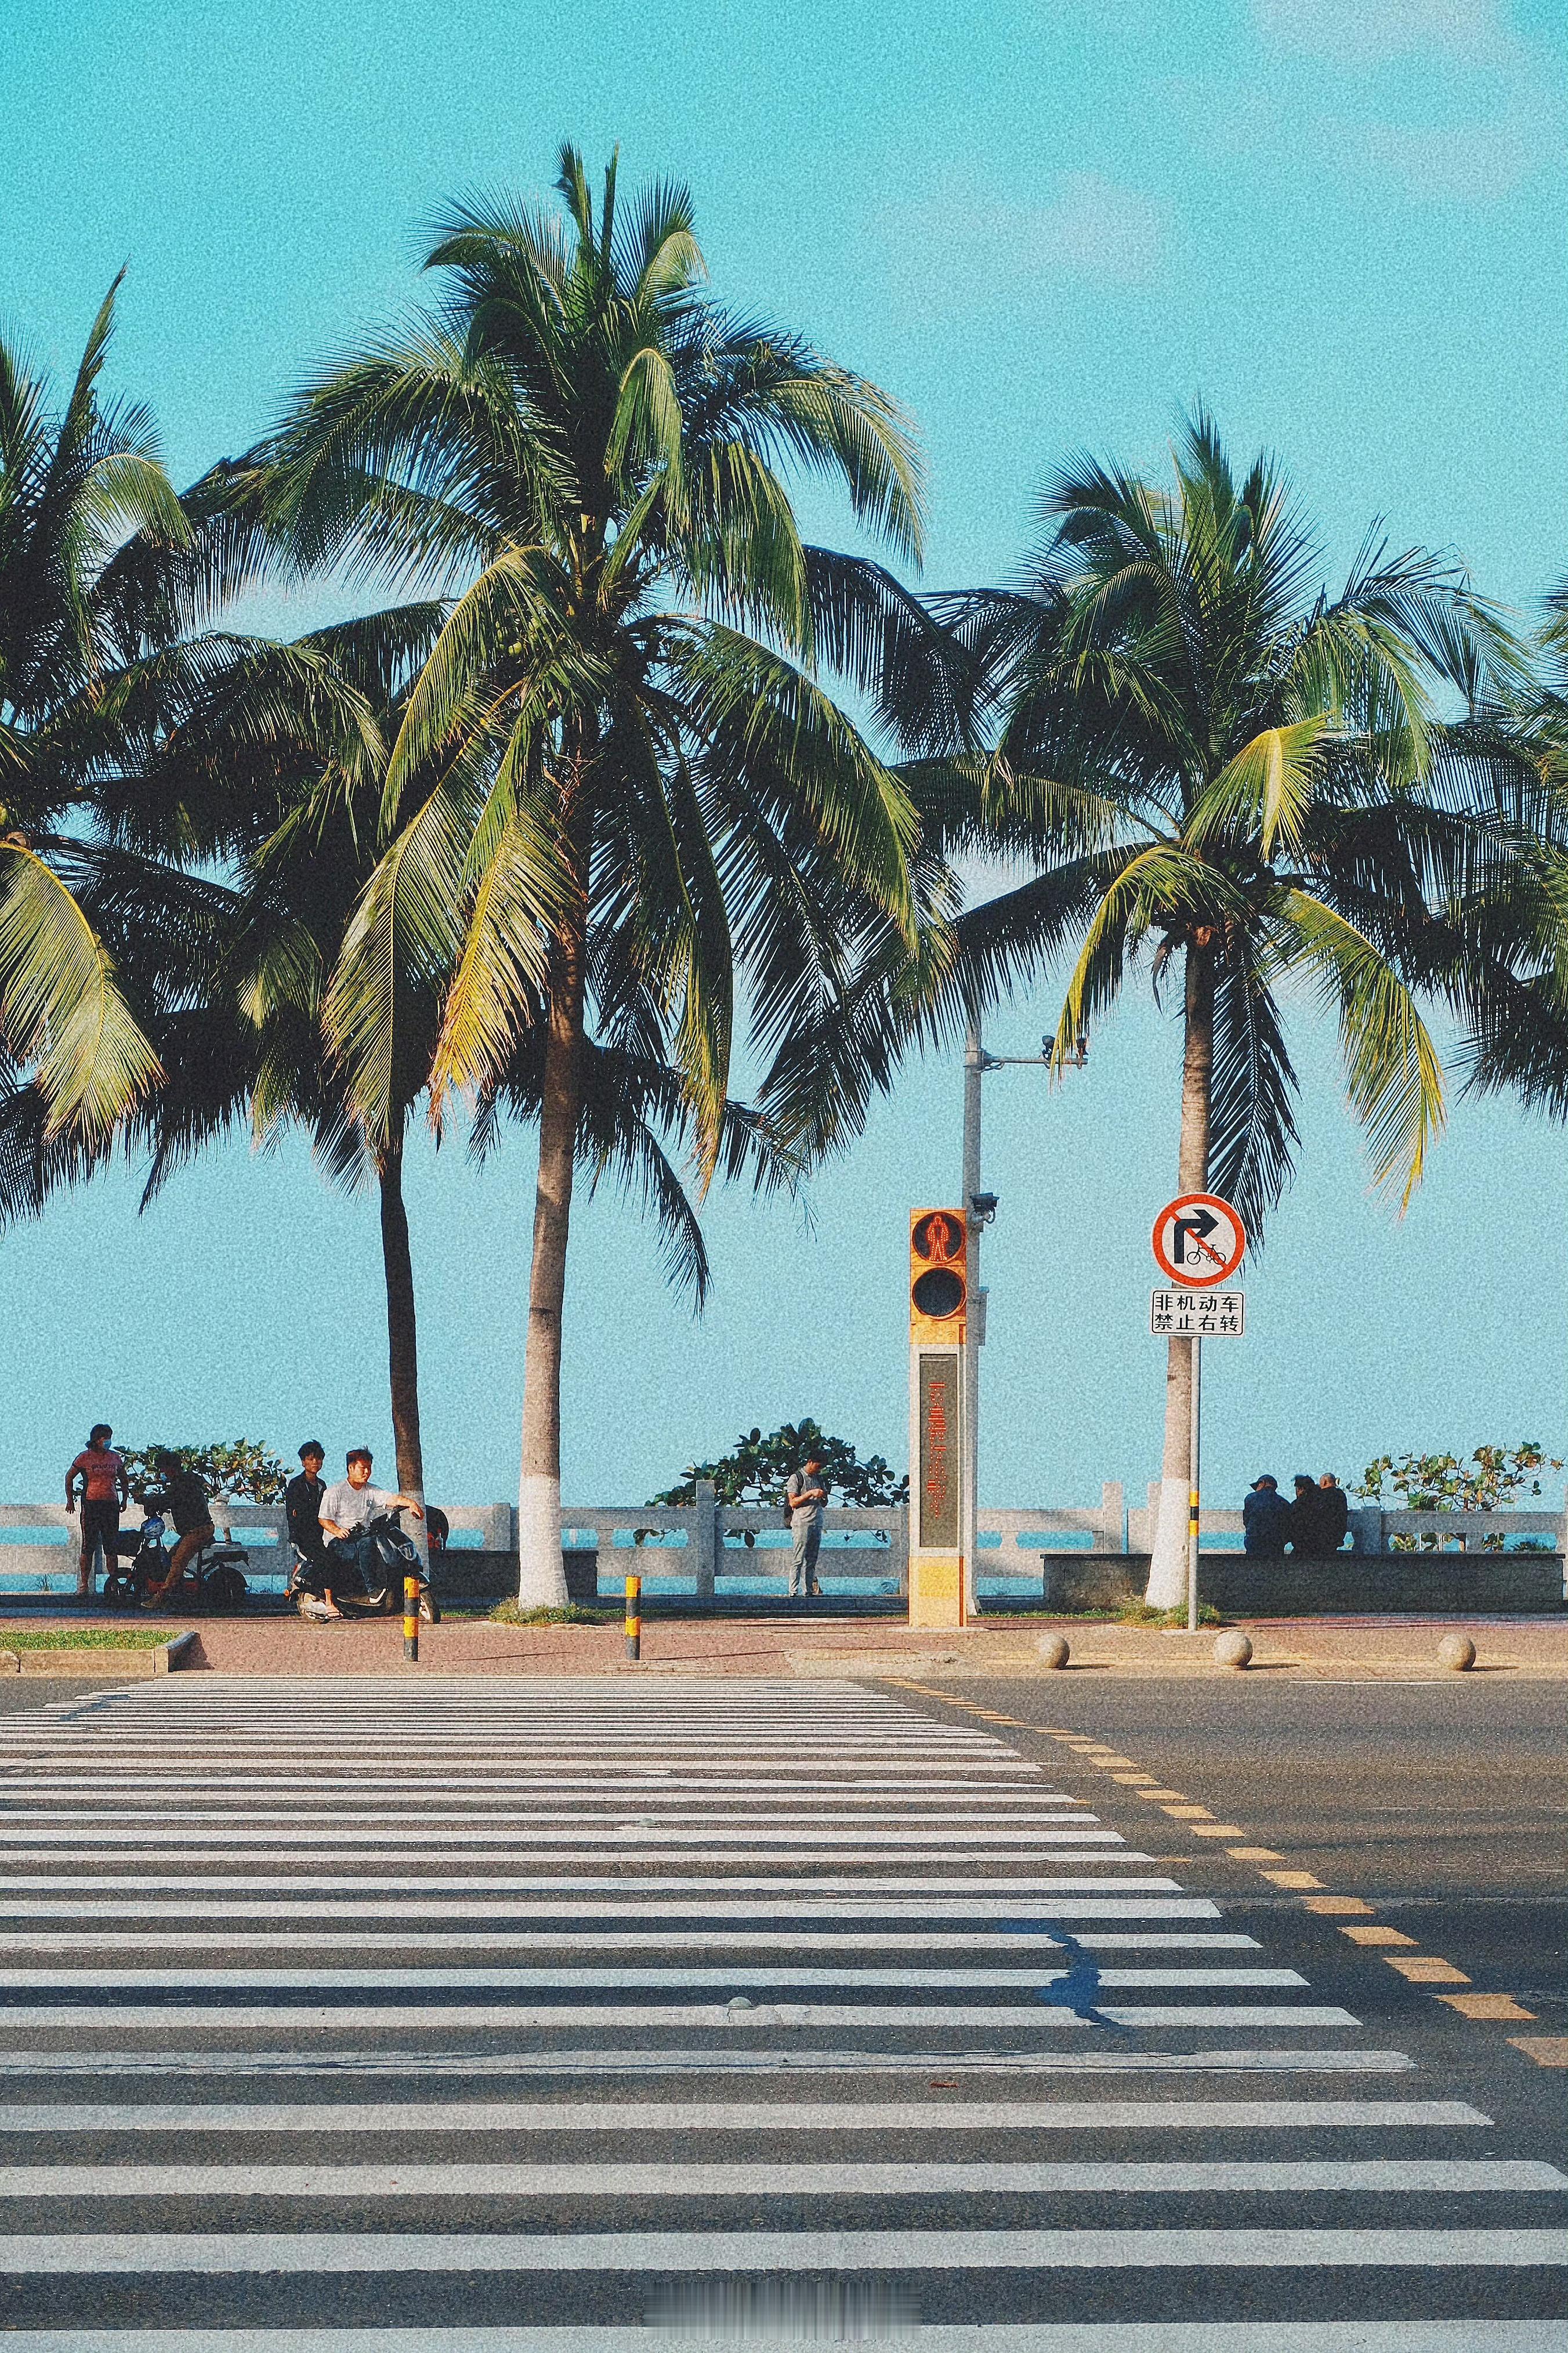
[1143,1478,1190,1609]
[516,1473,568,1608]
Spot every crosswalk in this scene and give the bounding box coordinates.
[0,1674,1560,2350]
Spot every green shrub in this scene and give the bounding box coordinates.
[121,1440,288,1506]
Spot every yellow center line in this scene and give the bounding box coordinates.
[1444,1993,1537,2021]
[1508,2036,1566,2064]
[1385,1956,1472,1985]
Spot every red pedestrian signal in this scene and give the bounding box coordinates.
[910,1208,968,1341]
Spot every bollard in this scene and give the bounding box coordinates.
[1036,1633,1070,1670]
[404,1574,419,1665]
[1213,1628,1252,1671]
[625,1572,642,1664]
[1436,1632,1476,1673]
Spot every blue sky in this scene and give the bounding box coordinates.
[1,0,1565,1515]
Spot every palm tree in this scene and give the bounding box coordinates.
[790,414,1529,1605]
[0,278,197,1138]
[2,598,806,1554]
[1450,581,1568,1118]
[252,143,931,1601]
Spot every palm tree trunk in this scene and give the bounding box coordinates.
[378,1132,428,1566]
[1145,938,1215,1608]
[516,896,587,1607]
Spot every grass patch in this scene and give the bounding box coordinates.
[0,1626,184,1650]
[1114,1600,1226,1628]
[975,1602,1228,1628]
[487,1600,614,1626]
[976,1607,1129,1623]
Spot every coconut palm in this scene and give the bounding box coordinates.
[1449,582,1568,1116]
[252,143,931,1599]
[2,600,805,1546]
[781,414,1532,1604]
[0,277,196,1136]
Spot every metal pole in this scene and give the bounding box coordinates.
[961,1013,983,1620]
[403,1573,419,1664]
[1187,1335,1202,1632]
[624,1572,642,1664]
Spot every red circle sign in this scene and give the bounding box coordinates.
[1151,1192,1246,1287]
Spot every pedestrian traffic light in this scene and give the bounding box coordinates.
[910,1208,968,1342]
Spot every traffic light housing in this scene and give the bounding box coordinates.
[910,1208,968,1342]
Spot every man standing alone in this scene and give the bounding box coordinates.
[785,1449,828,1599]
[65,1424,128,1596]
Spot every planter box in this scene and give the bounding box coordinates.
[430,1550,599,1603]
[980,1552,1566,1616]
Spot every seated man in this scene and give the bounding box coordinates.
[318,1447,425,1606]
[142,1451,216,1605]
[1242,1474,1290,1558]
[1316,1471,1351,1553]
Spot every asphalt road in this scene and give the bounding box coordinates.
[0,1669,1559,2350]
[888,1675,1568,2179]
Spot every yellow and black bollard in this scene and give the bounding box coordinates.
[624,1571,641,1664]
[404,1573,420,1664]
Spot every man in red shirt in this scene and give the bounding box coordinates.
[65,1425,129,1597]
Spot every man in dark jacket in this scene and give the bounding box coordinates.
[285,1440,335,1619]
[1243,1475,1291,1556]
[1288,1474,1323,1552]
[1316,1472,1350,1552]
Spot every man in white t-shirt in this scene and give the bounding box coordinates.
[317,1447,424,1614]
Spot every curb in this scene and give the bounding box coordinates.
[0,1630,197,1679]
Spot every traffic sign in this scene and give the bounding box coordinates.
[1150,1286,1245,1338]
[1151,1191,1245,1287]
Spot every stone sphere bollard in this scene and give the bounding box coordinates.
[1214,1629,1253,1670]
[1436,1633,1476,1673]
[1036,1633,1070,1670]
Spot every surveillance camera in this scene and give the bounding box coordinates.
[970,1190,1000,1225]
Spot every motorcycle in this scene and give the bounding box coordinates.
[330,1509,440,1622]
[103,1513,250,1610]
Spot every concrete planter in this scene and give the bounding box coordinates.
[0,1630,197,1677]
[999,1552,1565,1616]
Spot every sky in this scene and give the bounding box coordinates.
[1,0,1565,1518]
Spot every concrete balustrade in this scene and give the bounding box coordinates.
[3,1483,1563,1609]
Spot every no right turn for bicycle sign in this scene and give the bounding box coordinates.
[1151,1191,1246,1287]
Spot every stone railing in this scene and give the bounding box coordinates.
[1126,1483,1565,1557]
[2,1480,1562,1596]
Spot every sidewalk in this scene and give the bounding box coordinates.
[26,1607,1564,1679]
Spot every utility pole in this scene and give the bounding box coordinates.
[958,1015,1087,1619]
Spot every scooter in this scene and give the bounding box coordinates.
[103,1514,250,1610]
[331,1509,440,1622]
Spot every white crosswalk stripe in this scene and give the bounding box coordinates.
[0,1673,1558,2348]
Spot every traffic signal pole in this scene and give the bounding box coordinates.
[961,1016,983,1621]
[908,1208,969,1627]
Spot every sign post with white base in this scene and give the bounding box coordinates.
[1149,1192,1247,1632]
